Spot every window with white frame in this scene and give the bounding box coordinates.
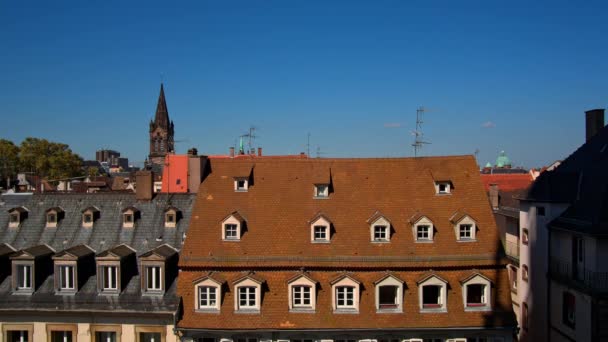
[331,275,360,312]
[453,215,477,241]
[375,274,403,312]
[222,213,243,241]
[459,224,473,239]
[164,209,178,228]
[369,214,391,242]
[235,178,248,192]
[310,215,332,243]
[418,275,447,312]
[461,273,492,311]
[16,264,32,290]
[238,286,257,309]
[435,181,452,194]
[123,212,133,225]
[145,266,162,292]
[234,277,262,312]
[225,224,238,239]
[288,274,317,311]
[417,225,431,240]
[100,265,118,292]
[411,216,434,242]
[58,265,75,291]
[314,184,329,198]
[194,277,222,311]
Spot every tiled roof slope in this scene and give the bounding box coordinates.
[528,124,608,235]
[480,174,533,192]
[181,156,502,267]
[0,192,195,314]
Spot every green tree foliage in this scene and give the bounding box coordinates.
[0,139,20,181]
[18,138,84,179]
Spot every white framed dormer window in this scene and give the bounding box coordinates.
[411,215,434,242]
[461,273,492,311]
[233,275,263,313]
[234,178,249,192]
[435,181,452,194]
[418,274,448,313]
[164,207,179,228]
[451,214,477,242]
[369,214,391,243]
[15,264,33,291]
[144,265,162,292]
[287,273,318,312]
[330,275,360,313]
[58,265,75,292]
[194,276,223,312]
[375,274,404,312]
[99,265,118,293]
[314,184,329,198]
[222,212,244,241]
[310,214,331,243]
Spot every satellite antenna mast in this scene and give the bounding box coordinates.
[411,106,431,157]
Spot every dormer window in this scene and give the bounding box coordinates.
[233,274,265,313]
[81,207,100,228]
[222,212,245,241]
[139,244,177,296]
[96,244,136,295]
[310,213,332,243]
[194,274,225,312]
[10,244,55,295]
[410,215,435,242]
[16,264,32,291]
[45,207,64,228]
[375,274,404,313]
[234,178,249,192]
[435,181,452,194]
[314,184,329,198]
[121,207,139,228]
[287,273,318,312]
[417,274,448,313]
[450,212,477,241]
[7,207,28,228]
[461,273,492,311]
[331,274,361,313]
[368,212,391,243]
[164,207,180,228]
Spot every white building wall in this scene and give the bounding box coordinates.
[549,281,592,342]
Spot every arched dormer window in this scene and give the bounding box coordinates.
[368,212,391,243]
[222,212,245,241]
[409,213,435,242]
[460,272,492,311]
[309,213,331,243]
[449,211,478,241]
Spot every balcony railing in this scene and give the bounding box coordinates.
[549,257,608,292]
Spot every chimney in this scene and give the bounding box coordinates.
[489,183,499,209]
[257,147,262,157]
[135,171,154,201]
[229,147,235,158]
[585,109,605,141]
[187,148,198,156]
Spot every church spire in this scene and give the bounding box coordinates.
[153,83,170,129]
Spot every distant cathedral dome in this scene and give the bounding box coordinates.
[485,162,492,168]
[495,151,511,168]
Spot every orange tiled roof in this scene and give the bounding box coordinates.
[480,173,533,192]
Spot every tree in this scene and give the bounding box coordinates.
[18,137,84,179]
[0,139,19,182]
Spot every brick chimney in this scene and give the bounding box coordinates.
[585,109,605,141]
[489,183,499,209]
[229,147,235,158]
[136,171,153,201]
[257,147,262,157]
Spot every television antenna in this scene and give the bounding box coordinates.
[411,107,431,157]
[307,132,311,157]
[240,126,259,155]
[316,146,326,158]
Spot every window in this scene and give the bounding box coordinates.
[314,225,328,241]
[418,275,448,312]
[459,224,473,239]
[314,184,329,198]
[139,333,161,342]
[101,266,118,292]
[336,286,355,309]
[90,325,121,342]
[537,206,545,216]
[124,213,133,223]
[145,266,162,292]
[9,213,19,223]
[374,225,389,242]
[166,213,175,222]
[507,266,518,293]
[292,285,312,307]
[563,292,575,329]
[466,284,486,307]
[378,286,398,309]
[522,302,529,331]
[95,332,116,342]
[50,331,73,342]
[235,178,248,192]
[375,274,404,312]
[422,285,442,308]
[461,274,492,311]
[238,286,257,309]
[47,213,57,225]
[522,228,529,245]
[16,265,32,290]
[522,265,529,282]
[58,265,75,291]
[417,225,431,241]
[135,326,165,342]
[435,181,451,194]
[199,286,218,309]
[164,209,178,228]
[84,214,92,223]
[225,224,238,240]
[6,331,29,342]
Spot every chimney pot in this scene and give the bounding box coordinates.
[229,147,235,158]
[585,109,605,141]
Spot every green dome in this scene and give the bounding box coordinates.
[496,151,511,168]
[485,162,492,168]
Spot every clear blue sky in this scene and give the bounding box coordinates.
[1,1,607,168]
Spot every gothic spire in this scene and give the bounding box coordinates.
[153,83,170,129]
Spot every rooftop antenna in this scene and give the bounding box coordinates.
[307,132,311,157]
[241,126,258,155]
[316,146,326,158]
[411,106,431,157]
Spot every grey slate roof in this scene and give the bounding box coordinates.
[525,123,608,235]
[0,192,195,315]
[54,244,95,259]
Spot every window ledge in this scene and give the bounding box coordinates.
[435,193,452,196]
[457,239,477,243]
[333,308,359,314]
[222,239,241,242]
[98,291,120,296]
[142,291,164,297]
[420,307,447,313]
[12,289,34,295]
[415,240,434,244]
[235,309,261,314]
[312,196,329,200]
[289,308,316,313]
[235,190,248,193]
[55,290,77,296]
[196,308,221,314]
[371,240,390,244]
[376,308,402,314]
[465,305,491,312]
[311,240,331,244]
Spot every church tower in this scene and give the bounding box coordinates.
[148,83,175,167]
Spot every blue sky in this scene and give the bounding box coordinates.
[1,1,607,168]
